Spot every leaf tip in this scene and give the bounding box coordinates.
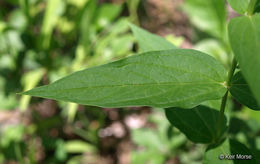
[18,89,32,96]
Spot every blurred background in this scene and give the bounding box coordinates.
[1,0,260,163]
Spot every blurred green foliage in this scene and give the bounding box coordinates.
[0,0,135,163]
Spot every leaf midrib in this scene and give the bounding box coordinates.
[194,108,215,138]
[43,81,224,92]
[33,85,225,108]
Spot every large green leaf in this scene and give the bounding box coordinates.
[203,139,256,164]
[255,0,260,12]
[228,14,260,105]
[230,72,260,110]
[165,105,227,144]
[227,0,250,14]
[130,24,176,52]
[23,49,227,108]
[183,0,226,38]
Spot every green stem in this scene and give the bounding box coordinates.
[126,0,140,25]
[14,142,25,164]
[216,58,237,137]
[248,0,257,15]
[19,0,31,23]
[227,58,237,86]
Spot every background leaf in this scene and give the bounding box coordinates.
[255,0,260,13]
[227,0,250,14]
[183,0,226,38]
[65,140,96,153]
[194,39,231,68]
[230,72,260,110]
[165,105,227,144]
[203,139,256,164]
[40,0,65,50]
[130,24,176,52]
[23,49,227,108]
[93,3,122,30]
[131,109,187,164]
[228,14,260,105]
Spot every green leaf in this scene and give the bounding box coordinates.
[165,105,227,144]
[8,9,27,31]
[131,129,165,152]
[0,30,24,53]
[203,139,256,164]
[0,21,7,33]
[227,0,250,14]
[65,140,96,153]
[55,140,67,161]
[255,0,260,13]
[194,39,230,68]
[183,0,226,38]
[40,0,65,49]
[131,150,165,164]
[23,49,227,108]
[229,117,260,135]
[228,14,260,106]
[129,24,176,52]
[230,72,260,110]
[94,4,122,30]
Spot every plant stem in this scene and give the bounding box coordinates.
[227,58,238,87]
[248,0,257,15]
[14,142,25,164]
[126,0,140,25]
[216,58,237,137]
